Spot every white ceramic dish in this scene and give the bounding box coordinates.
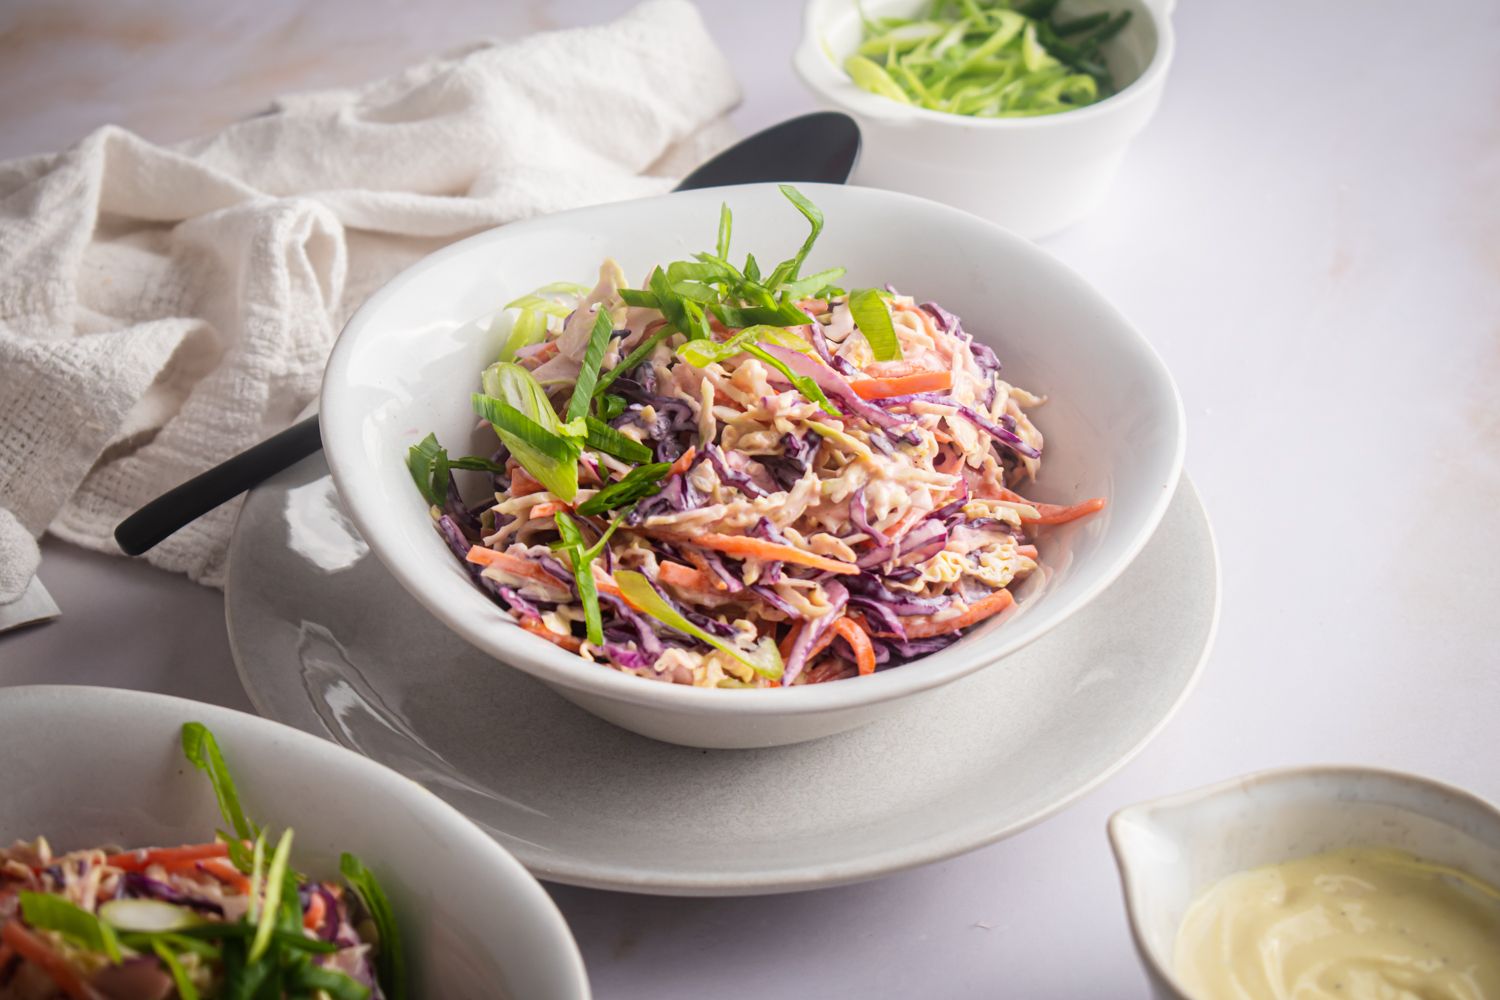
[1109,766,1500,1000]
[227,444,1216,894]
[320,182,1184,749]
[794,0,1176,238]
[0,686,590,999]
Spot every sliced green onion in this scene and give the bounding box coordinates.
[592,326,673,398]
[498,307,550,362]
[249,828,293,963]
[845,54,912,103]
[471,394,579,501]
[618,287,660,309]
[577,462,672,516]
[100,898,199,934]
[406,433,505,507]
[341,853,406,1000]
[716,202,732,260]
[743,344,840,416]
[152,940,202,1000]
[582,415,653,464]
[554,512,603,646]
[19,893,123,963]
[181,723,257,843]
[566,305,614,421]
[775,184,825,286]
[778,267,847,300]
[844,0,1119,117]
[615,570,784,680]
[533,281,590,296]
[501,293,570,318]
[848,288,903,362]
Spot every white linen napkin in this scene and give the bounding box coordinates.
[0,0,740,604]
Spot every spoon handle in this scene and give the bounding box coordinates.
[113,417,322,556]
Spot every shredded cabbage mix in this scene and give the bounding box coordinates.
[0,724,401,1000]
[844,0,1132,118]
[410,186,1105,689]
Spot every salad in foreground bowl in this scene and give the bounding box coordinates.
[0,724,401,1000]
[409,186,1105,689]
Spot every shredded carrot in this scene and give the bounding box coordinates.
[303,889,327,932]
[465,546,569,590]
[1025,497,1107,525]
[1017,544,1039,559]
[668,447,697,477]
[777,621,802,662]
[849,369,953,400]
[528,502,564,520]
[519,340,559,364]
[832,618,878,676]
[681,548,729,591]
[886,506,928,543]
[2,920,97,1000]
[509,466,544,496]
[797,298,828,314]
[657,561,717,593]
[893,589,1016,639]
[779,618,843,666]
[106,842,228,872]
[195,857,252,895]
[519,616,582,653]
[693,534,860,575]
[994,488,1106,525]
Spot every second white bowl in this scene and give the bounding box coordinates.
[795,0,1177,239]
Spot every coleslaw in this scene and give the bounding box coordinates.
[410,186,1105,688]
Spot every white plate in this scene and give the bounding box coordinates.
[0,685,590,998]
[226,453,1217,895]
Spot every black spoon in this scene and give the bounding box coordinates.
[114,111,861,557]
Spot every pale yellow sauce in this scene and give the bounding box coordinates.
[1174,847,1500,1000]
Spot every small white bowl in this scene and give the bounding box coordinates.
[1108,766,1500,1000]
[320,182,1184,748]
[0,686,590,999]
[794,0,1176,238]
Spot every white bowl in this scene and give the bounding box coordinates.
[1109,766,1500,1000]
[320,182,1184,748]
[0,686,589,999]
[794,0,1176,239]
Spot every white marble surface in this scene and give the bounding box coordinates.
[4,0,1499,996]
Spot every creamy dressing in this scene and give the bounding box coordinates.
[1174,847,1500,1000]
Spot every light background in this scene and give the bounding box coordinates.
[3,1,1498,996]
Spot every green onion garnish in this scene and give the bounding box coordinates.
[341,853,406,1000]
[566,305,615,421]
[577,462,672,516]
[20,893,123,962]
[616,570,784,679]
[845,0,1124,118]
[848,288,903,362]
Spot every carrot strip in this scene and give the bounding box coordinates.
[996,488,1107,526]
[668,447,697,477]
[849,370,952,399]
[779,619,841,667]
[508,466,544,496]
[195,857,252,895]
[1017,544,1039,559]
[657,561,717,593]
[693,534,860,575]
[465,547,569,590]
[832,618,877,676]
[303,889,328,932]
[528,502,564,519]
[777,622,802,662]
[1024,497,1107,525]
[519,616,582,653]
[894,589,1016,639]
[105,842,228,872]
[1,920,98,1000]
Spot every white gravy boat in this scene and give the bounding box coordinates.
[1107,766,1500,999]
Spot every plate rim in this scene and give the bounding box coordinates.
[226,467,1217,896]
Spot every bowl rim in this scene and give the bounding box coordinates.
[1106,764,1500,999]
[320,181,1186,717]
[0,684,592,998]
[793,0,1176,131]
